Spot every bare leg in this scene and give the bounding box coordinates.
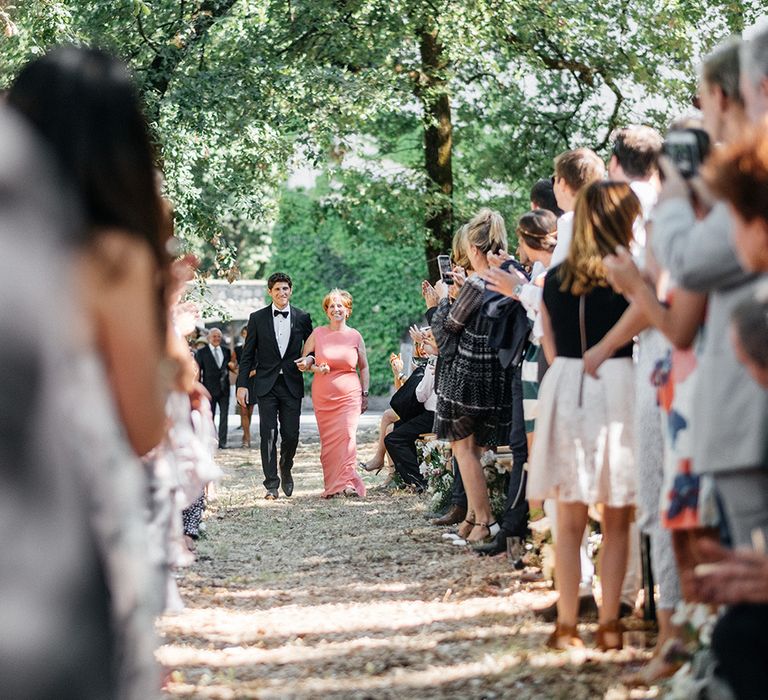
[363,408,398,471]
[555,501,589,627]
[598,505,633,647]
[452,435,494,543]
[241,404,252,447]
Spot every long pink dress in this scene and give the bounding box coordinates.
[312,326,367,498]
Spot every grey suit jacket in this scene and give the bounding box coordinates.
[652,199,768,475]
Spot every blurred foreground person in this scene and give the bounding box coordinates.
[0,109,114,697]
[8,46,173,698]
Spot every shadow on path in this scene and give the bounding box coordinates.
[159,434,656,699]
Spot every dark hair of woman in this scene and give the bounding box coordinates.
[517,209,558,252]
[7,45,166,269]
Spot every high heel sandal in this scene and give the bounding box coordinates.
[546,623,584,650]
[595,619,624,651]
[457,517,476,539]
[468,521,500,544]
[359,460,384,474]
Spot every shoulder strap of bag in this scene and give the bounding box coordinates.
[578,295,586,408]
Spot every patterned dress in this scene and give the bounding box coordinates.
[432,275,513,446]
[655,324,718,530]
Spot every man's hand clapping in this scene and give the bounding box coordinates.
[479,265,527,299]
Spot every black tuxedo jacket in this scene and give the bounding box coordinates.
[237,305,313,399]
[195,344,231,398]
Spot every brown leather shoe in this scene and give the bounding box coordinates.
[431,504,467,527]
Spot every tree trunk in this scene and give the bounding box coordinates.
[418,29,453,282]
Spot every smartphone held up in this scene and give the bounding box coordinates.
[437,254,453,285]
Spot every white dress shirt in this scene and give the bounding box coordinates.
[271,303,291,358]
[549,211,574,268]
[415,361,437,412]
[211,344,223,367]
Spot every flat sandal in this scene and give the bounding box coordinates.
[546,622,584,650]
[595,619,624,651]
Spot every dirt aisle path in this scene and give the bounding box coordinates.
[158,423,654,699]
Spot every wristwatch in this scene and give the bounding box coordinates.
[362,391,369,397]
[513,283,524,297]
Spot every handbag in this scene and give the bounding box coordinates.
[389,365,426,422]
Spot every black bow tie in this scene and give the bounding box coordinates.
[273,309,288,318]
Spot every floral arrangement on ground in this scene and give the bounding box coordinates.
[418,439,510,520]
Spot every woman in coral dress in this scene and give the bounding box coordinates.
[297,289,369,498]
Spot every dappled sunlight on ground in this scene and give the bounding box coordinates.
[159,434,659,699]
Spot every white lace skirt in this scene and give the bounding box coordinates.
[527,356,637,507]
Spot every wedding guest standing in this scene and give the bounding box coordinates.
[234,325,256,448]
[237,272,313,499]
[528,181,640,651]
[298,289,368,498]
[195,327,231,449]
[431,209,514,545]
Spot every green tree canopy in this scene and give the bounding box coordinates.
[1,1,763,388]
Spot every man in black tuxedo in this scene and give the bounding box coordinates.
[195,327,231,449]
[236,272,313,499]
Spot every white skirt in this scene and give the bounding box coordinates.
[527,356,636,507]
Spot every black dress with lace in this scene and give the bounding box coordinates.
[431,276,513,446]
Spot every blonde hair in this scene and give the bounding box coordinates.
[451,224,471,269]
[322,288,353,317]
[559,181,640,295]
[464,208,507,257]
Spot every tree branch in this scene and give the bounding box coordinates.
[144,0,239,110]
[136,11,161,55]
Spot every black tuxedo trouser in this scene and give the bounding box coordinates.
[256,375,301,491]
[450,459,467,508]
[384,410,435,490]
[209,393,229,448]
[501,367,528,537]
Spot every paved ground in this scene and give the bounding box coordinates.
[158,422,659,699]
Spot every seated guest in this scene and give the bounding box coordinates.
[360,352,409,475]
[384,331,438,491]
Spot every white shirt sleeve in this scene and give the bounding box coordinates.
[415,363,436,411]
[549,212,573,268]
